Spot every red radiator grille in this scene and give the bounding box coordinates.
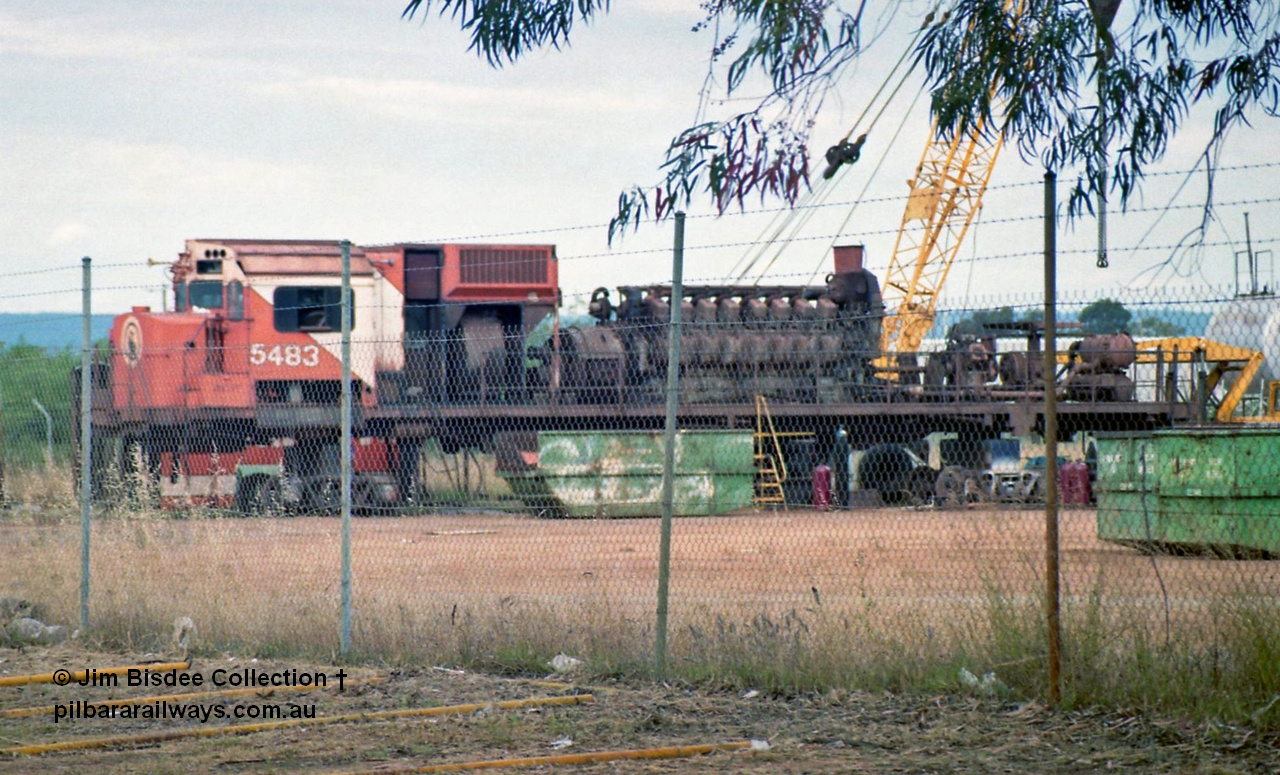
[459,248,549,285]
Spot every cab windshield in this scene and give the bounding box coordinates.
[189,281,224,310]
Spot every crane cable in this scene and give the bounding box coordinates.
[818,4,947,181]
[840,5,943,146]
[804,81,930,287]
[730,6,946,286]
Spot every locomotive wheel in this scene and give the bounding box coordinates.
[352,479,385,516]
[304,479,342,515]
[254,477,292,517]
[906,466,939,506]
[934,466,970,509]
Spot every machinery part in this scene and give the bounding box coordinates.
[981,469,1042,503]
[858,444,919,505]
[458,310,506,371]
[561,325,626,402]
[1134,336,1280,422]
[587,287,613,322]
[1072,333,1136,371]
[934,466,972,509]
[998,350,1042,388]
[1061,372,1135,402]
[906,465,939,505]
[560,276,885,405]
[1060,333,1137,402]
[821,133,867,179]
[924,337,996,390]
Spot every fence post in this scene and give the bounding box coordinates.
[79,256,93,633]
[655,211,685,675]
[340,239,353,655]
[0,382,6,505]
[1042,173,1061,706]
[33,399,53,467]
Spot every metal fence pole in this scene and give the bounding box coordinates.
[33,399,53,467]
[340,240,353,655]
[1042,172,1062,706]
[79,256,93,633]
[655,211,685,675]
[0,383,5,505]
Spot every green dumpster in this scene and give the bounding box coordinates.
[1095,427,1280,557]
[496,430,755,518]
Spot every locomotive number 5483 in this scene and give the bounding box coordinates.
[249,344,321,367]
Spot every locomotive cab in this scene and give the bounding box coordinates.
[363,243,559,405]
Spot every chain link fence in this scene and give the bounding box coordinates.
[1,238,1277,720]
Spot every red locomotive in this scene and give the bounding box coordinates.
[96,238,558,512]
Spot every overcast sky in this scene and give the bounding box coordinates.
[3,1,1278,320]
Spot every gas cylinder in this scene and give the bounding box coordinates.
[1059,461,1092,505]
[813,464,832,511]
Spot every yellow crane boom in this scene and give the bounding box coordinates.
[875,1,1023,376]
[878,116,1005,363]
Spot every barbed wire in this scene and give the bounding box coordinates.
[0,284,168,302]
[0,261,153,280]
[404,160,1280,243]
[2,230,1269,306]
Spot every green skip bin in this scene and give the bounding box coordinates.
[494,430,756,518]
[1095,427,1280,558]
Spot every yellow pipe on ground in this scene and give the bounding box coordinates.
[0,676,387,719]
[1,694,594,756]
[338,741,760,774]
[0,661,191,688]
[526,680,614,696]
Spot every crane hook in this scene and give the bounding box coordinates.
[821,134,868,180]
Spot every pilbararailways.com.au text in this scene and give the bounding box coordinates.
[55,700,317,723]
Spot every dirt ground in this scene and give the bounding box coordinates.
[14,507,1275,608]
[2,644,1277,774]
[6,507,1271,644]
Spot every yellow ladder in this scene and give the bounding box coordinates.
[753,395,786,506]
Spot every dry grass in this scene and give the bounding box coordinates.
[4,644,1274,774]
[4,463,76,514]
[2,499,1278,726]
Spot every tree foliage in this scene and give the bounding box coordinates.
[404,0,863,239]
[1130,315,1185,337]
[919,0,1280,218]
[950,305,1016,337]
[403,0,1280,239]
[0,343,79,467]
[1078,297,1133,333]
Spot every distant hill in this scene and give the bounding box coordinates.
[0,313,116,352]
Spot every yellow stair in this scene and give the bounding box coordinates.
[754,451,786,505]
[753,396,787,507]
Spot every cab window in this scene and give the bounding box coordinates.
[227,281,244,321]
[189,281,224,310]
[273,286,349,332]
